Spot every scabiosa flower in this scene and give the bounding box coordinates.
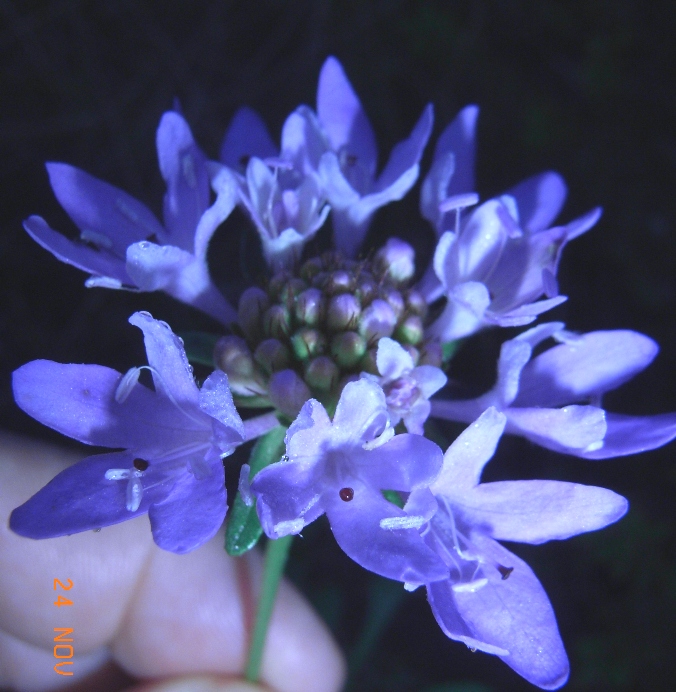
[317,57,434,258]
[431,322,676,458]
[362,337,447,434]
[23,111,237,325]
[250,379,449,586]
[10,311,245,553]
[421,407,628,688]
[418,107,601,340]
[213,106,331,271]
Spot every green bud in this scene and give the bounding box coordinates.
[263,304,291,339]
[405,289,428,318]
[326,293,361,331]
[291,328,327,361]
[304,356,339,392]
[330,331,367,368]
[295,288,324,326]
[237,287,269,343]
[394,314,424,345]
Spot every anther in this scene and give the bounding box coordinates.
[133,458,149,471]
[339,487,354,502]
[497,564,514,580]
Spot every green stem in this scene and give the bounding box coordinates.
[245,534,294,682]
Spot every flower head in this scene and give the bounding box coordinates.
[23,111,237,324]
[10,311,244,553]
[250,379,448,585]
[422,407,628,688]
[431,322,676,458]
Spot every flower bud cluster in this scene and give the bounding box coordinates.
[215,245,442,410]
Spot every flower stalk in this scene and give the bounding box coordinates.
[245,534,294,683]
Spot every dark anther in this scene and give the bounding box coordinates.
[339,487,354,502]
[498,564,514,580]
[133,458,149,471]
[239,155,251,167]
[346,154,358,166]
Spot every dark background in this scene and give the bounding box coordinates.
[1,2,675,690]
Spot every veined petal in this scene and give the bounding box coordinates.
[128,311,200,409]
[431,407,506,494]
[23,215,130,285]
[580,412,676,459]
[317,56,377,176]
[156,111,210,251]
[9,452,160,538]
[220,106,278,173]
[12,360,198,454]
[325,483,448,584]
[503,171,567,233]
[451,534,569,689]
[281,106,328,173]
[46,162,163,254]
[514,330,659,408]
[455,200,507,281]
[453,480,628,544]
[148,452,226,553]
[426,281,491,341]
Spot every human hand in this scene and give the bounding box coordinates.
[0,433,345,692]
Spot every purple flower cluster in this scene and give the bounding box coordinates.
[11,56,676,688]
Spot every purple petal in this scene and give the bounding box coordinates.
[376,338,414,381]
[332,379,389,445]
[325,483,448,584]
[12,360,197,454]
[420,105,479,229]
[505,405,607,453]
[156,111,210,251]
[376,104,433,191]
[580,412,676,459]
[504,172,567,233]
[220,106,278,172]
[455,200,507,282]
[356,433,443,492]
[250,455,326,539]
[426,281,491,341]
[199,371,245,450]
[317,56,377,175]
[514,330,659,408]
[9,452,159,538]
[23,215,130,285]
[431,407,506,494]
[487,295,568,327]
[455,480,628,544]
[128,311,200,409]
[281,106,328,173]
[148,451,226,553]
[487,227,567,313]
[564,206,602,241]
[434,534,569,689]
[46,162,163,255]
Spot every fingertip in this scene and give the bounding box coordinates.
[126,676,266,692]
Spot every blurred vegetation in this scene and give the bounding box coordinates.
[1,1,675,690]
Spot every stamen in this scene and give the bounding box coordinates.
[105,469,130,480]
[126,475,143,512]
[380,515,426,530]
[273,518,304,535]
[133,458,149,471]
[452,578,488,593]
[115,367,142,403]
[239,464,253,506]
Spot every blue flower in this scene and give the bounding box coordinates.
[10,312,244,553]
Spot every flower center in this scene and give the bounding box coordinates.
[216,247,442,408]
